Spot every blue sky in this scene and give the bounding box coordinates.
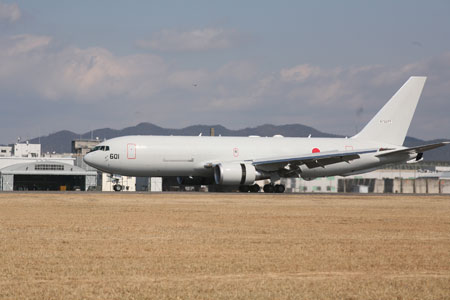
[1,1,450,143]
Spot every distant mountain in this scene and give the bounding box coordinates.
[29,122,450,161]
[29,123,336,153]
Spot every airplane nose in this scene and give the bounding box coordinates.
[83,153,93,166]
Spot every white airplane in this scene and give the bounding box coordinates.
[84,76,449,192]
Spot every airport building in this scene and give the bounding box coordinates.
[281,164,450,194]
[0,142,97,191]
[0,146,12,157]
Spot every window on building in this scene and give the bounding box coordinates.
[35,164,64,171]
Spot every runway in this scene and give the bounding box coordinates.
[1,193,449,299]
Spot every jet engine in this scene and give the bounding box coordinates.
[176,176,214,186]
[214,163,257,185]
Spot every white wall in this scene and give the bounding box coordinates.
[282,176,338,193]
[150,177,162,192]
[13,143,41,158]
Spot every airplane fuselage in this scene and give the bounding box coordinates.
[83,77,449,192]
[84,135,412,180]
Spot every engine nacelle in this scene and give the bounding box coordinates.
[176,176,214,186]
[214,163,257,185]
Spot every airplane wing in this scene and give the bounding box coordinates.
[375,141,450,157]
[252,148,378,171]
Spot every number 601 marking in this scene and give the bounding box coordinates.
[110,154,119,159]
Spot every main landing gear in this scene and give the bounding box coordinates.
[263,184,285,193]
[238,183,285,193]
[239,184,261,193]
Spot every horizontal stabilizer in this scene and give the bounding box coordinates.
[376,141,450,157]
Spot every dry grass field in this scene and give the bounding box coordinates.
[0,192,450,299]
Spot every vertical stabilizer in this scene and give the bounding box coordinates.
[352,76,426,145]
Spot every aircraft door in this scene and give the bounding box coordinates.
[104,148,110,166]
[127,143,136,159]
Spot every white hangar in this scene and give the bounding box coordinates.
[0,142,97,191]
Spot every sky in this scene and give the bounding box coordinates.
[1,0,450,143]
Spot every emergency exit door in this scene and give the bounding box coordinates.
[127,143,136,159]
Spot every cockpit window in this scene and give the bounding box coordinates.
[90,145,110,152]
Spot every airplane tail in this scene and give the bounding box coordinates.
[352,76,427,145]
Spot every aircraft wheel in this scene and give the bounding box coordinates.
[263,184,274,193]
[274,184,285,193]
[113,184,122,192]
[239,185,250,193]
[250,184,260,193]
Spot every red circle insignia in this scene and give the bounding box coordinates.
[312,148,320,153]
